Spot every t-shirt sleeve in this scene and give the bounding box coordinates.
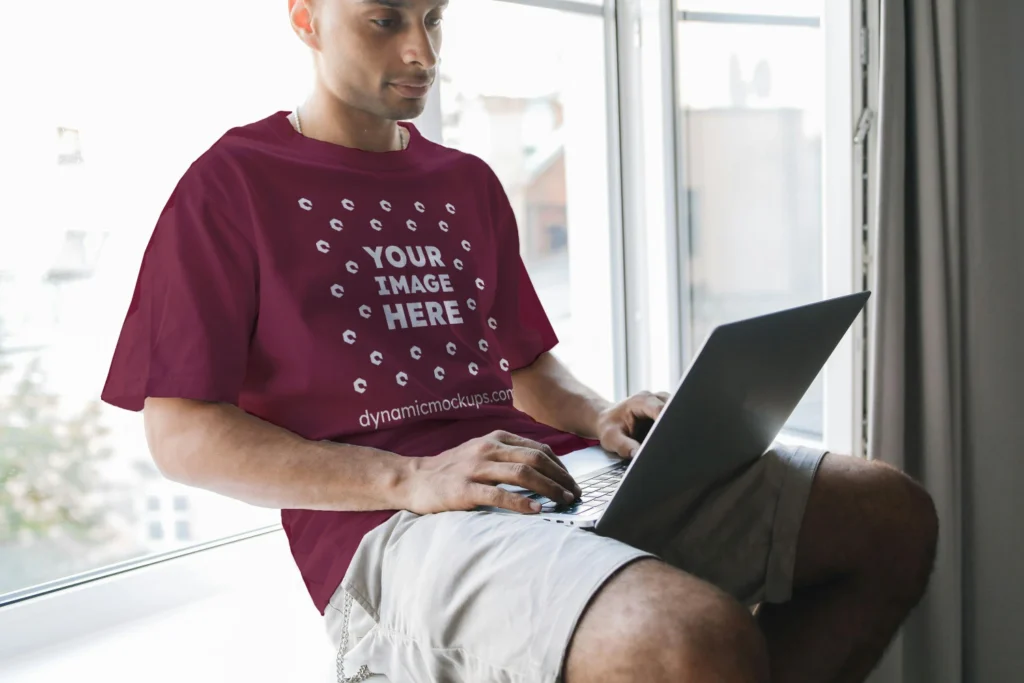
[485,169,560,371]
[101,164,258,412]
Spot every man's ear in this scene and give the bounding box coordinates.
[288,0,318,48]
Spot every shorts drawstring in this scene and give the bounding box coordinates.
[336,590,375,683]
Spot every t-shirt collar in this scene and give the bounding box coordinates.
[270,110,427,172]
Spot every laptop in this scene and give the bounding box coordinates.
[484,291,870,541]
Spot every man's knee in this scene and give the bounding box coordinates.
[565,559,769,683]
[802,456,939,602]
[664,590,770,683]
[876,464,939,601]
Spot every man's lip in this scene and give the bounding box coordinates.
[390,82,433,97]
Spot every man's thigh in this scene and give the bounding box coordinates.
[326,509,652,683]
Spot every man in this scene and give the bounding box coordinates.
[101,1,938,681]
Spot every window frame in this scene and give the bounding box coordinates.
[0,526,282,667]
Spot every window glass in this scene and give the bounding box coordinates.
[440,1,617,400]
[675,5,827,438]
[0,0,620,601]
[0,0,308,599]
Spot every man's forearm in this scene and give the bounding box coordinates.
[144,398,415,512]
[511,352,612,439]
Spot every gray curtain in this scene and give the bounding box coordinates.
[870,1,1024,682]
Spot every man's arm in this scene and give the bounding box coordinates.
[510,352,613,439]
[144,398,415,511]
[143,397,581,514]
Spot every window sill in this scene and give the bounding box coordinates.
[0,528,333,682]
[775,430,828,452]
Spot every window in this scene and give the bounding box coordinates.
[616,0,860,450]
[56,127,84,166]
[0,0,863,611]
[439,0,618,400]
[0,0,622,604]
[673,0,855,442]
[0,0,306,601]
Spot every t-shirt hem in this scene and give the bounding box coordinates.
[506,331,560,372]
[100,381,241,413]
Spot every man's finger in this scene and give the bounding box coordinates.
[493,431,568,472]
[476,461,574,504]
[605,430,641,459]
[469,483,539,514]
[636,393,666,420]
[494,445,580,495]
[655,392,671,403]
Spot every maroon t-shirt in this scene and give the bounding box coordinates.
[102,111,596,614]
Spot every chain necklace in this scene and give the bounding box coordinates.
[291,106,408,150]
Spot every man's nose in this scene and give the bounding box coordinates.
[401,25,439,71]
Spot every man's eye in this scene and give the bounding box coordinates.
[371,19,396,28]
[427,16,444,28]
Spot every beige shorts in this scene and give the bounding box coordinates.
[324,444,826,683]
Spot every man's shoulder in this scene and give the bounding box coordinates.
[199,111,285,167]
[171,113,287,198]
[406,129,500,183]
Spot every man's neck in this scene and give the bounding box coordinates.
[298,91,404,153]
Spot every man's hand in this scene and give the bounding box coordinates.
[404,431,582,515]
[595,391,671,459]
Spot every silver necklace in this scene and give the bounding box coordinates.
[292,107,408,150]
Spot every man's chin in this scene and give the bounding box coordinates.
[386,101,427,122]
[375,91,426,120]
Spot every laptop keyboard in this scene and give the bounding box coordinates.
[527,460,629,515]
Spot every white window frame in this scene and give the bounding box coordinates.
[826,0,878,460]
[0,525,281,665]
[821,0,861,457]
